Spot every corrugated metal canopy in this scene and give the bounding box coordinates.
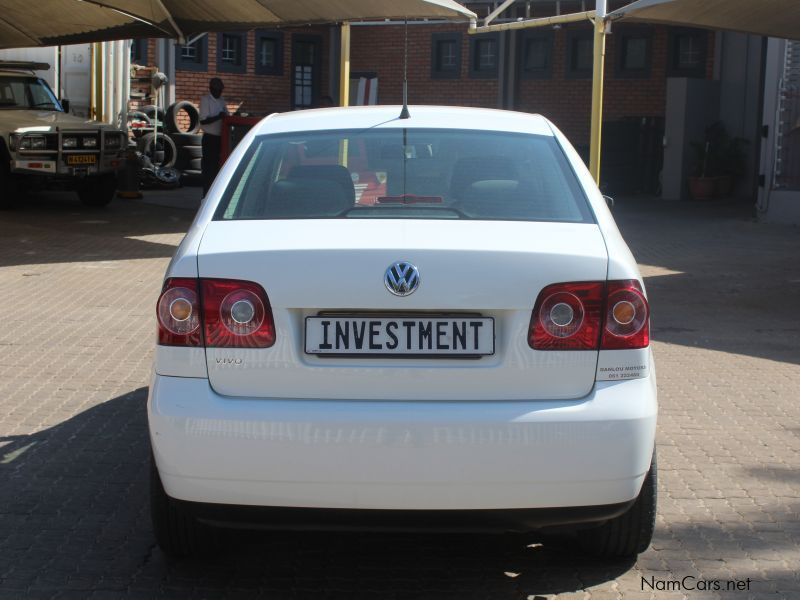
[0,0,476,49]
[610,0,800,41]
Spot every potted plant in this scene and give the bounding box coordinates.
[688,139,716,200]
[688,122,748,200]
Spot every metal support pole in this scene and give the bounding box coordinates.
[339,21,351,107]
[588,0,607,184]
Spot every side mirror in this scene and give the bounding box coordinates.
[603,194,615,209]
[60,99,70,113]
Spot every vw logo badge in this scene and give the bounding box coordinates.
[385,261,420,296]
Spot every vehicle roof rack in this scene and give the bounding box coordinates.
[0,61,51,71]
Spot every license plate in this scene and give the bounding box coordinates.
[66,154,96,165]
[305,316,495,357]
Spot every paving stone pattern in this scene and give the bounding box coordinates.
[0,193,798,599]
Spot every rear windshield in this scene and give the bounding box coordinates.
[215,128,593,223]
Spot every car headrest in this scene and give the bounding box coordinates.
[289,164,355,204]
[267,179,350,218]
[450,156,518,199]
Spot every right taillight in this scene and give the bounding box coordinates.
[529,282,605,350]
[530,279,650,351]
[600,280,649,349]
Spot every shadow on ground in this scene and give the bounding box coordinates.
[614,198,800,365]
[0,191,195,268]
[0,388,638,598]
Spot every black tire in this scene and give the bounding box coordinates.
[165,100,200,134]
[178,144,203,159]
[78,173,117,207]
[171,133,203,147]
[141,104,166,123]
[0,142,19,208]
[578,450,657,558]
[137,132,177,168]
[188,157,202,170]
[150,453,217,557]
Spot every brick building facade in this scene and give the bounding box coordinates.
[137,20,714,144]
[133,2,718,193]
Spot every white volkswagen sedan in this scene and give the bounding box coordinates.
[149,106,657,558]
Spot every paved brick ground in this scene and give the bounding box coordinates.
[0,191,798,599]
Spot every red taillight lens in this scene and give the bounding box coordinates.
[601,280,649,349]
[529,282,604,350]
[529,279,650,351]
[202,279,275,348]
[157,278,202,346]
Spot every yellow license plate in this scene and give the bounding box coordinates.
[67,154,97,165]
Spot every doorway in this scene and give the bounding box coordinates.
[292,36,321,109]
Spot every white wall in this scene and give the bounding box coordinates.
[758,38,800,226]
[0,47,58,88]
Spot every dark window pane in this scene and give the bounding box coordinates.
[259,39,275,68]
[436,40,457,70]
[222,34,240,64]
[295,42,315,65]
[623,37,647,70]
[573,38,593,71]
[524,38,548,71]
[476,39,497,70]
[181,43,197,60]
[678,35,702,68]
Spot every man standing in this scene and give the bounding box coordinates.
[199,77,228,196]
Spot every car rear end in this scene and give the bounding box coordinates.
[148,106,656,553]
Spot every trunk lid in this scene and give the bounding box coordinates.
[197,219,608,400]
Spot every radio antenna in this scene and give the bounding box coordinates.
[399,17,410,119]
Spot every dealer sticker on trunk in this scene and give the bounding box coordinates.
[305,316,495,357]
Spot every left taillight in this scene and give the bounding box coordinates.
[157,278,202,346]
[157,277,276,348]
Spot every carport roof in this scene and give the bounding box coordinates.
[609,0,800,41]
[0,0,476,49]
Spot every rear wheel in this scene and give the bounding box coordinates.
[150,453,217,557]
[578,450,657,558]
[78,174,116,207]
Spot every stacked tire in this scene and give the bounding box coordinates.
[165,101,203,187]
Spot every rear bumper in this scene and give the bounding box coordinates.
[179,501,635,533]
[148,373,657,512]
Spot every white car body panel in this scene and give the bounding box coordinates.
[150,372,657,510]
[150,106,657,514]
[198,219,607,400]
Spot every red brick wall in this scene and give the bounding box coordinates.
[141,28,332,129]
[350,24,498,107]
[517,24,716,145]
[174,28,331,119]
[137,20,715,143]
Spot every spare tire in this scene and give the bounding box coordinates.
[141,104,166,123]
[166,101,200,134]
[137,132,177,168]
[178,145,203,159]
[171,133,203,146]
